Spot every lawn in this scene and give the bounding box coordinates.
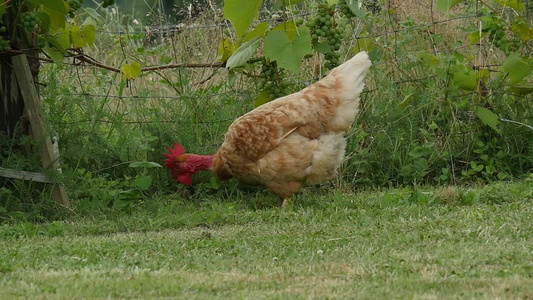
[1,181,532,299]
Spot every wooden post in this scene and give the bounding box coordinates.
[12,54,70,207]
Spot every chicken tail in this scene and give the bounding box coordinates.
[322,51,371,130]
[332,51,372,102]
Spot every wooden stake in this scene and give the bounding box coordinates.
[12,54,70,207]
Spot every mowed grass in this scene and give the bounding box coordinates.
[1,181,532,299]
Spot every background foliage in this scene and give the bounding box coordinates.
[0,0,532,222]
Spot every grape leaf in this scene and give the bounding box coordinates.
[475,106,501,134]
[218,38,236,62]
[121,62,142,80]
[346,0,366,17]
[274,0,308,7]
[449,64,478,91]
[29,0,67,14]
[243,22,269,42]
[272,20,297,41]
[436,0,463,11]
[502,52,531,85]
[417,52,440,70]
[44,44,64,63]
[264,26,312,73]
[227,36,262,69]
[71,25,96,48]
[495,0,525,11]
[509,86,533,95]
[45,7,67,30]
[0,2,7,18]
[255,89,272,107]
[313,41,331,54]
[467,30,487,45]
[327,0,340,5]
[224,0,263,37]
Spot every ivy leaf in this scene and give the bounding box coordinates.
[502,52,531,85]
[495,0,525,11]
[264,26,312,73]
[29,0,67,14]
[224,0,263,37]
[475,106,502,134]
[227,36,262,69]
[121,62,142,80]
[436,0,463,11]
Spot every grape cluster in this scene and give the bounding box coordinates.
[258,59,290,100]
[487,19,519,55]
[0,37,9,52]
[340,0,356,18]
[21,13,41,31]
[306,4,344,69]
[68,0,83,10]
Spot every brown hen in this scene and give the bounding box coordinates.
[165,51,371,207]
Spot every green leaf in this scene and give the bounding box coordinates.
[436,0,463,11]
[449,64,478,91]
[133,176,152,191]
[467,30,487,45]
[45,7,67,30]
[509,86,533,95]
[218,38,236,62]
[243,22,269,42]
[29,0,67,14]
[44,43,64,63]
[227,36,262,69]
[346,0,366,17]
[224,0,263,37]
[495,0,525,10]
[274,0,308,7]
[0,2,8,18]
[326,0,340,5]
[129,161,162,168]
[70,25,96,48]
[264,26,312,73]
[255,89,272,107]
[313,41,331,54]
[502,52,531,85]
[475,106,502,134]
[121,62,142,80]
[417,52,440,70]
[272,20,298,41]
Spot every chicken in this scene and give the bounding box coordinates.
[165,51,371,207]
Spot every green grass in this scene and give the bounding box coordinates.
[1,180,532,299]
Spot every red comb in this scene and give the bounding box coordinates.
[164,143,186,169]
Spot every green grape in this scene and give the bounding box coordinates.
[0,26,6,34]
